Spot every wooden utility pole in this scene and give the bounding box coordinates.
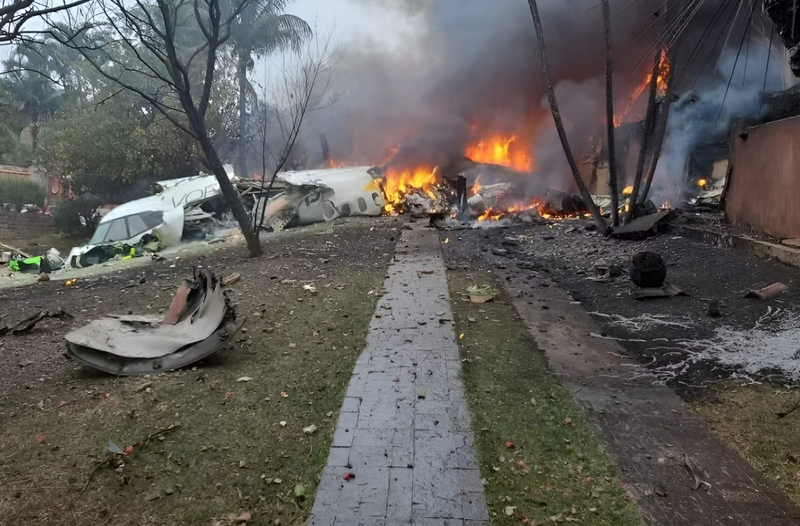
[625,52,660,223]
[602,0,619,226]
[526,0,608,234]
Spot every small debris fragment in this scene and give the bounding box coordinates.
[746,282,788,300]
[303,425,318,435]
[236,377,253,383]
[221,273,241,286]
[235,511,251,523]
[343,472,355,481]
[506,441,515,449]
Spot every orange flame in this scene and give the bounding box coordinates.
[381,166,440,214]
[470,176,482,197]
[477,206,504,222]
[614,49,670,128]
[465,134,533,172]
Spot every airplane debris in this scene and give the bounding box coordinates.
[64,270,240,375]
[745,282,788,300]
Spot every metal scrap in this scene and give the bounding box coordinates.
[65,270,240,375]
[1,309,73,336]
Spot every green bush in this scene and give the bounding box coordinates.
[0,178,45,212]
[52,198,102,236]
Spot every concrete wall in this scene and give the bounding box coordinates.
[0,210,54,238]
[727,116,800,240]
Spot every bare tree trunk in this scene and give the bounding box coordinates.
[237,50,248,179]
[198,132,261,257]
[625,51,660,223]
[526,0,607,234]
[602,0,619,226]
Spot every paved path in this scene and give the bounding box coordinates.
[497,257,800,526]
[309,228,489,526]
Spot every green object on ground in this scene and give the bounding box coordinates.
[8,256,43,273]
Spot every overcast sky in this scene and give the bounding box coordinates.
[285,0,420,54]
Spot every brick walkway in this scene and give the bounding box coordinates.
[308,228,489,526]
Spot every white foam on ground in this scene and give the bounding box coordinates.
[676,308,800,380]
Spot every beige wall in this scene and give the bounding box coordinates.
[727,116,800,239]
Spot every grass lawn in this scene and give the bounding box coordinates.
[447,270,641,525]
[0,220,396,526]
[693,382,800,506]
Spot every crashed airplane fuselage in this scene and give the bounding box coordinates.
[66,172,230,269]
[67,165,387,269]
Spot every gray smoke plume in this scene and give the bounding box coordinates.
[299,0,773,201]
[651,36,784,204]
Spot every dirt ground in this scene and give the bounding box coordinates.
[441,218,800,507]
[0,217,400,526]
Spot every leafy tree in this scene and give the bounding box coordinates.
[49,0,278,256]
[37,104,200,203]
[230,0,310,178]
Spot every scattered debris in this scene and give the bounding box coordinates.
[746,282,788,300]
[65,270,240,375]
[611,209,673,239]
[467,284,496,303]
[683,454,710,491]
[631,283,685,300]
[221,273,241,286]
[303,425,318,435]
[2,309,72,336]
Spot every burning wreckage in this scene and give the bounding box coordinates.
[63,159,594,274]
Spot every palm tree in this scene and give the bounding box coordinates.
[230,0,311,179]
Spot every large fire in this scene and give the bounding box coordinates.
[614,49,670,128]
[465,134,533,172]
[380,166,440,214]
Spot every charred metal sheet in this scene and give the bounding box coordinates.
[64,271,239,375]
[611,209,673,239]
[66,315,239,376]
[64,273,225,359]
